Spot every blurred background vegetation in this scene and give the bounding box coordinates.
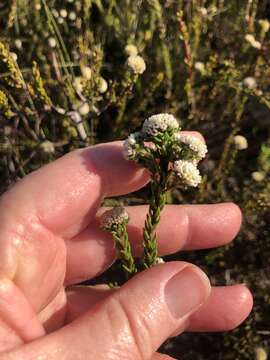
[0,0,269,358]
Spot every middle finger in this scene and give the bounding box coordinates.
[65,203,241,285]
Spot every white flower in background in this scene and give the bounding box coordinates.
[40,140,55,154]
[60,9,68,18]
[78,102,90,116]
[73,77,84,93]
[252,171,265,182]
[100,207,129,231]
[123,132,140,160]
[255,347,268,360]
[173,160,202,187]
[174,133,207,160]
[259,19,270,33]
[194,61,206,74]
[52,9,59,18]
[125,44,138,57]
[35,3,41,10]
[127,55,146,74]
[199,7,208,16]
[81,66,92,80]
[245,34,262,49]
[14,39,22,50]
[69,11,77,21]
[233,135,248,150]
[97,77,108,93]
[48,37,57,48]
[10,52,18,62]
[142,113,179,136]
[243,77,257,89]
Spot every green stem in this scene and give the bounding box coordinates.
[112,224,137,276]
[143,166,167,268]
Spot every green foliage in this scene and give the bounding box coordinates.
[0,0,269,358]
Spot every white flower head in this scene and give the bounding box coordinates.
[142,113,179,136]
[259,19,270,33]
[40,140,55,154]
[194,61,205,73]
[69,11,77,21]
[73,77,84,93]
[174,133,207,160]
[60,9,68,18]
[48,37,57,48]
[97,77,108,93]
[15,39,22,50]
[123,132,140,160]
[78,102,90,116]
[243,77,257,89]
[252,171,265,182]
[245,34,262,49]
[199,7,208,16]
[174,160,202,187]
[127,55,146,74]
[100,207,129,231]
[234,135,248,150]
[52,9,59,17]
[10,52,18,62]
[81,66,92,80]
[125,44,138,57]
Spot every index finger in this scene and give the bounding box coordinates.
[0,141,149,239]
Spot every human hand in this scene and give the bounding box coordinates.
[0,138,252,359]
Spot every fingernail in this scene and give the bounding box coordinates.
[165,266,210,319]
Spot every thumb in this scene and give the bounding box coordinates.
[3,262,211,360]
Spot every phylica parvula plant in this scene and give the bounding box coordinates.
[101,113,207,276]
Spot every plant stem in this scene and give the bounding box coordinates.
[143,166,167,268]
[112,224,137,276]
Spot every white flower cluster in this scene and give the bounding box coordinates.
[142,113,179,136]
[123,132,140,160]
[100,207,129,231]
[125,43,146,75]
[174,133,208,160]
[81,66,92,80]
[234,135,248,150]
[125,44,138,57]
[173,160,202,187]
[252,171,265,182]
[259,19,270,33]
[40,140,55,154]
[245,34,262,49]
[243,77,257,90]
[127,55,146,75]
[97,77,108,93]
[123,113,207,188]
[194,61,206,74]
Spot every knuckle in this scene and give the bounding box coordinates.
[107,296,153,360]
